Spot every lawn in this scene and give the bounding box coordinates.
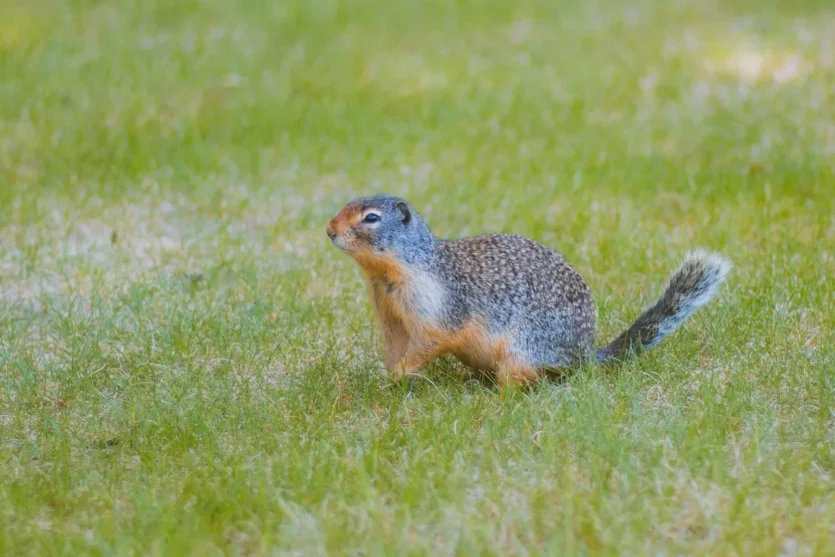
[1,0,834,554]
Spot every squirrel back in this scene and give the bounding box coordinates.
[327,195,730,385]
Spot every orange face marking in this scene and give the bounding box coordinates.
[326,206,363,240]
[327,204,406,286]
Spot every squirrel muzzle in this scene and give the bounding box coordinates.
[326,210,358,252]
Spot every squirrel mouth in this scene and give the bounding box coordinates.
[330,237,353,252]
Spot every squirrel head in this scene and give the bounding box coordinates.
[327,195,435,268]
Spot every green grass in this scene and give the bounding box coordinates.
[1,0,834,554]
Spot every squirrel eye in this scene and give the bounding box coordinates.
[362,212,381,223]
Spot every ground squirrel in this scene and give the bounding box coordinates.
[327,195,731,387]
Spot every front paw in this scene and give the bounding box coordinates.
[386,360,408,383]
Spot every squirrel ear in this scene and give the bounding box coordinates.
[395,201,411,224]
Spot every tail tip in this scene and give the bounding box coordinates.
[683,249,732,284]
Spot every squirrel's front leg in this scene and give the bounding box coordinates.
[382,321,409,373]
[372,296,411,377]
[389,339,439,381]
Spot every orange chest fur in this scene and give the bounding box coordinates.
[357,254,501,371]
[355,253,442,328]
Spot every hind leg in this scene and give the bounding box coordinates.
[510,311,594,373]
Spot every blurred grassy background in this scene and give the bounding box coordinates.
[1,0,834,554]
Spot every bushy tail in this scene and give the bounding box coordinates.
[597,250,731,364]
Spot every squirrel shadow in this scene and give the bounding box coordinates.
[400,357,581,394]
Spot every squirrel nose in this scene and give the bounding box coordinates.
[326,225,337,240]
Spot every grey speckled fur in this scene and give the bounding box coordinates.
[331,195,731,370]
[431,235,596,367]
